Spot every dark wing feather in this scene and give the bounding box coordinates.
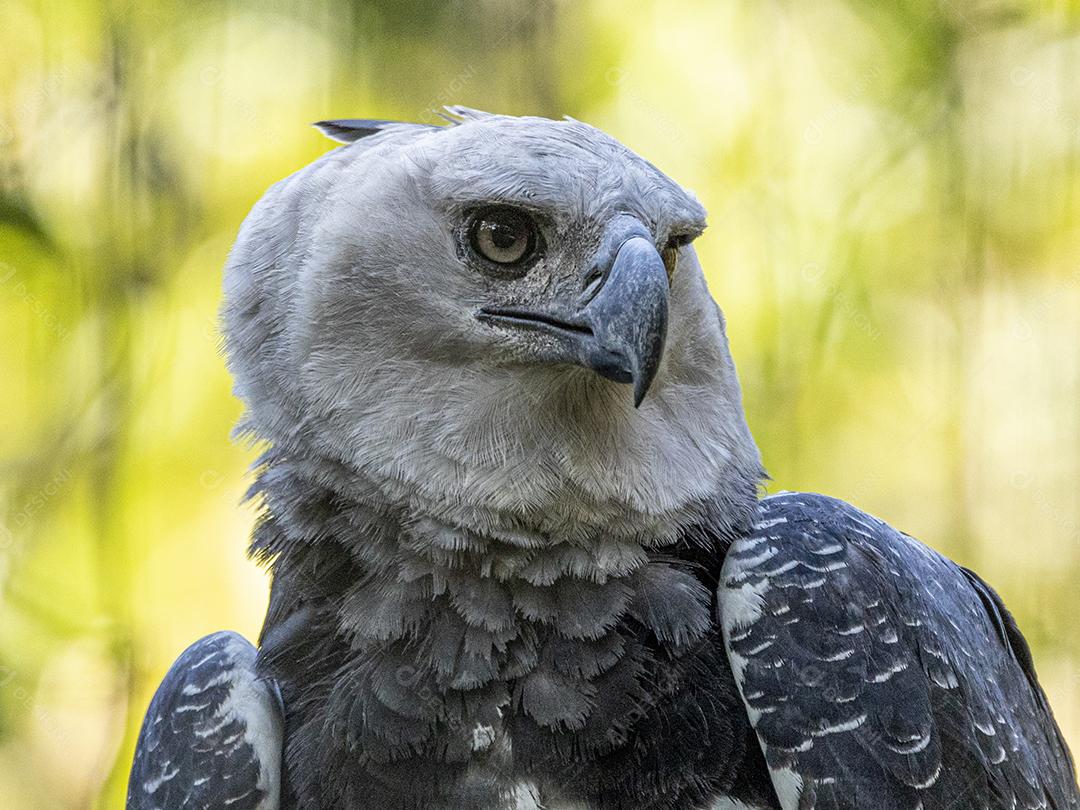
[719,492,1078,810]
[127,631,283,810]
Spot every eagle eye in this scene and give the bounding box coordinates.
[467,206,540,269]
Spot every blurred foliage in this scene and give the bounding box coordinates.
[1,0,1079,806]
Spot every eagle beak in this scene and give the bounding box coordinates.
[573,235,669,406]
[478,224,670,407]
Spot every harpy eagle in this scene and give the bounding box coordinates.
[127,108,1079,810]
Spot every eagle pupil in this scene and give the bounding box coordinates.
[492,225,518,249]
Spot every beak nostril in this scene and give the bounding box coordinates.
[581,265,605,299]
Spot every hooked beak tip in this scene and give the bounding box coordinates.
[633,367,654,408]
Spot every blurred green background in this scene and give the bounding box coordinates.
[2,0,1079,806]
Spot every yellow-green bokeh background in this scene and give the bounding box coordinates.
[2,0,1079,806]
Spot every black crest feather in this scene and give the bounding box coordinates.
[313,118,433,144]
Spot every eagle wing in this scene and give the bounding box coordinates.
[719,492,1078,809]
[127,631,283,810]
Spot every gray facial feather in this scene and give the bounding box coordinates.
[223,109,763,542]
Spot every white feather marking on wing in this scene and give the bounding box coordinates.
[731,545,779,573]
[911,762,942,790]
[721,578,770,631]
[811,713,867,736]
[215,639,283,810]
[755,517,789,529]
[809,542,843,555]
[142,763,179,793]
[769,767,804,810]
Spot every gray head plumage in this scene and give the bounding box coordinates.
[222,108,763,540]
